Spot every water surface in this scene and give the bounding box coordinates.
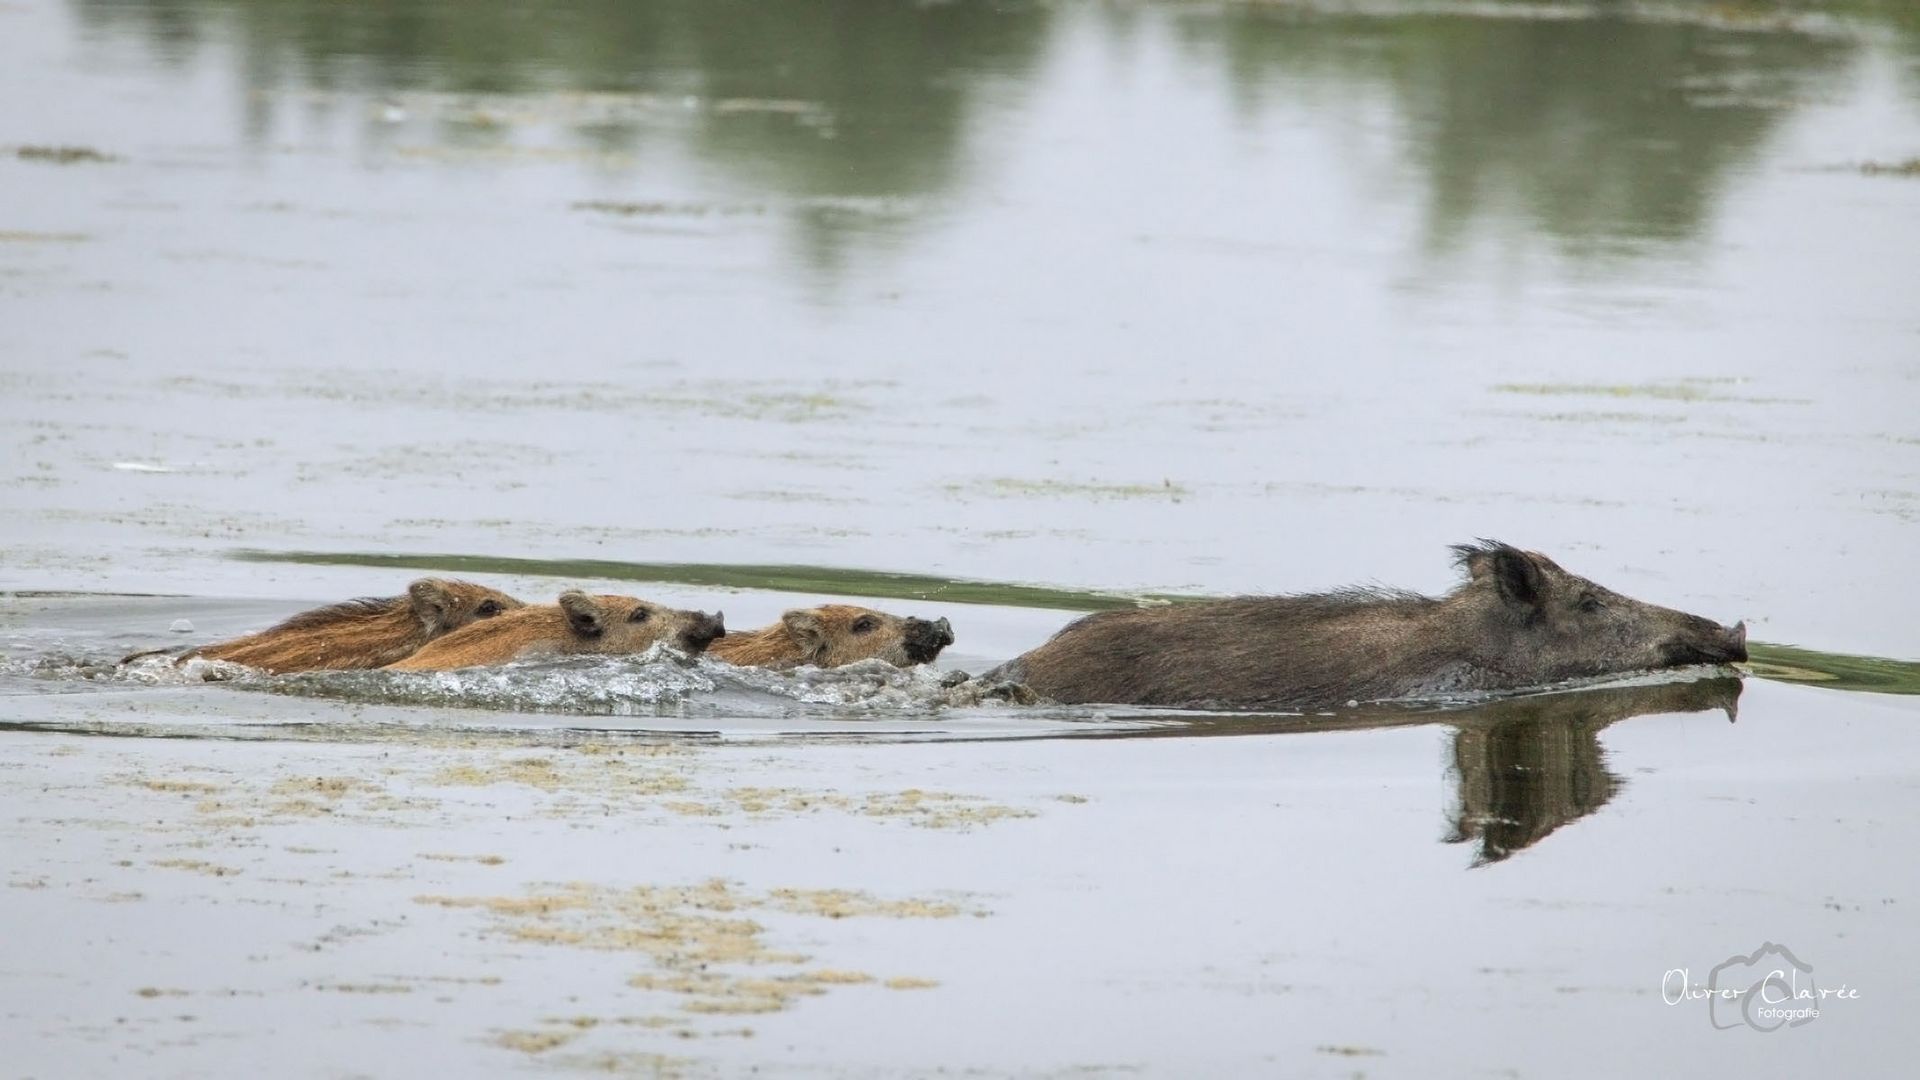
[3,0,1918,1075]
[4,0,1917,655]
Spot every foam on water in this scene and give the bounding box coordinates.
[261,650,988,719]
[7,641,992,719]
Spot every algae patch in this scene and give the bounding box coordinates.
[418,879,968,1016]
[496,1028,580,1053]
[947,477,1190,502]
[0,230,90,244]
[424,748,1038,827]
[150,859,242,877]
[764,888,963,919]
[672,786,1037,830]
[1859,158,1920,178]
[428,752,695,806]
[432,758,573,791]
[133,778,227,795]
[16,145,117,164]
[1491,379,1797,405]
[574,200,769,218]
[270,775,372,799]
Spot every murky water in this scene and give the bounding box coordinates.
[3,0,1918,1075]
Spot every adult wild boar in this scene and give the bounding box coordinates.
[709,605,954,670]
[385,591,725,671]
[990,541,1747,709]
[126,578,525,673]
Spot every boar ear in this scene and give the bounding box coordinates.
[781,609,829,660]
[408,579,455,631]
[558,591,606,638]
[1455,542,1546,608]
[1485,547,1547,608]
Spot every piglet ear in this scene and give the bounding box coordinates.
[781,609,828,660]
[408,579,454,632]
[559,591,606,637]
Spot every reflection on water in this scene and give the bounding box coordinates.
[1169,6,1857,256]
[1124,676,1745,865]
[1442,676,1739,865]
[63,0,1918,274]
[70,0,1054,272]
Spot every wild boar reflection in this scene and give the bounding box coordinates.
[1438,678,1740,866]
[1147,676,1742,865]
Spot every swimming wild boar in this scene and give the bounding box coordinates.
[709,605,954,670]
[385,591,725,671]
[135,578,524,673]
[991,541,1748,709]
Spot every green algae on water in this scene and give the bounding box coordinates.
[16,145,117,164]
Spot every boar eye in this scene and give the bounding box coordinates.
[1577,594,1603,614]
[476,600,502,617]
[628,607,651,624]
[851,616,878,634]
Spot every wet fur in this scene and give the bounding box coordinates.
[708,605,945,670]
[387,593,722,671]
[708,621,830,669]
[996,591,1468,709]
[159,579,522,674]
[386,606,591,671]
[992,541,1745,709]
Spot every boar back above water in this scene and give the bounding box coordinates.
[990,541,1747,709]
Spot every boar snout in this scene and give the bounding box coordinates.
[680,611,726,653]
[903,616,955,663]
[1662,617,1748,667]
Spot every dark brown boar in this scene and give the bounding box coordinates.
[709,605,954,670]
[129,578,525,673]
[990,540,1748,709]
